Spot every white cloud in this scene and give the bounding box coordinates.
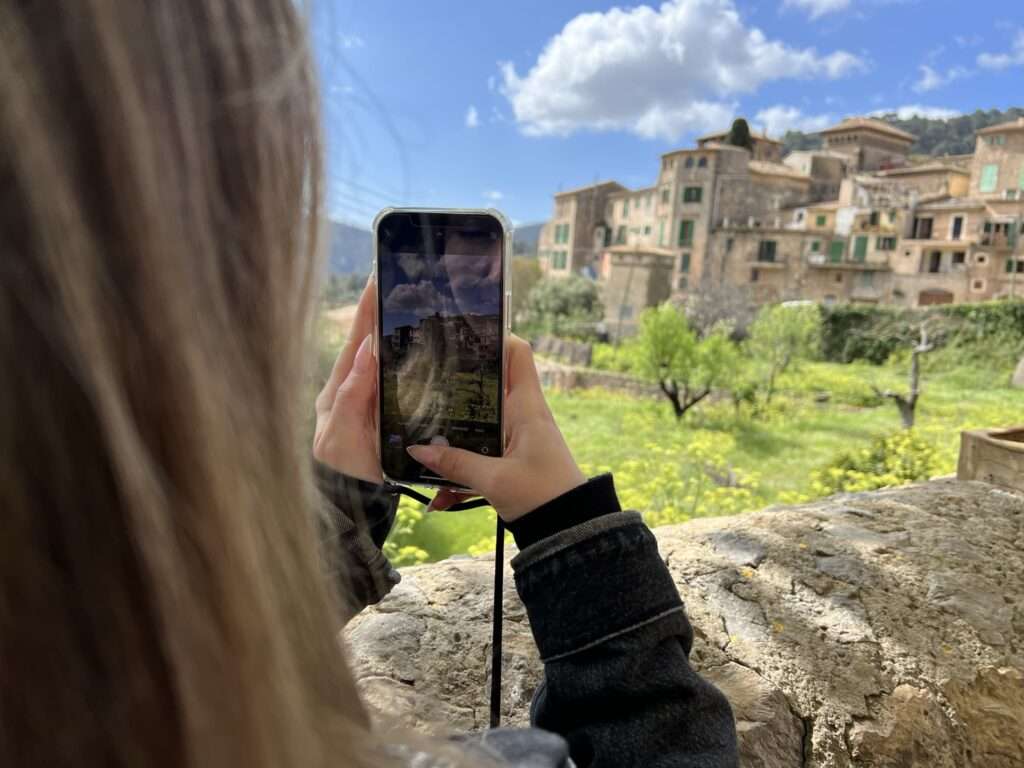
[782,0,851,20]
[754,105,833,136]
[499,0,866,142]
[912,64,969,93]
[955,34,983,49]
[340,34,364,49]
[483,190,504,202]
[977,30,1024,70]
[869,105,961,120]
[465,105,480,128]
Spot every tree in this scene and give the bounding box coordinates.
[747,303,822,404]
[523,275,604,340]
[871,322,934,429]
[635,304,738,421]
[726,118,754,152]
[510,256,542,329]
[685,282,757,339]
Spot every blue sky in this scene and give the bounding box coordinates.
[310,0,1024,228]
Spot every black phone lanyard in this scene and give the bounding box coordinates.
[388,485,505,728]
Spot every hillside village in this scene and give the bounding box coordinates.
[537,115,1024,335]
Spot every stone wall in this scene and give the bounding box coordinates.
[347,480,1024,767]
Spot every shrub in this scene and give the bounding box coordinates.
[382,497,429,567]
[521,275,605,340]
[820,300,1024,364]
[810,431,943,495]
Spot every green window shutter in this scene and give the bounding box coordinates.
[681,252,691,273]
[678,220,694,246]
[1019,166,1024,191]
[829,240,844,263]
[980,164,999,193]
[658,220,665,246]
[1007,258,1015,274]
[623,200,629,217]
[853,236,868,262]
[816,215,827,227]
[811,240,820,252]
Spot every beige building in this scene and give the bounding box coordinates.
[538,181,624,276]
[538,114,1024,335]
[696,129,784,163]
[817,118,916,172]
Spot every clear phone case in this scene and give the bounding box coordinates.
[372,207,513,492]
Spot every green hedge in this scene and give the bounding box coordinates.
[821,300,1024,364]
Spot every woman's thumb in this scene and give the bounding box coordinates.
[406,443,496,494]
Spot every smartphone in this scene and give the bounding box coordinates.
[374,208,510,488]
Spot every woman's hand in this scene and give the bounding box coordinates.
[313,278,382,483]
[408,335,585,522]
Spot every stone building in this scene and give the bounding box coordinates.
[695,128,784,163]
[537,180,624,276]
[537,114,1024,333]
[817,117,916,172]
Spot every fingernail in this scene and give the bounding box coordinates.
[353,334,373,373]
[407,444,439,466]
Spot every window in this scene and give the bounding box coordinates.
[603,227,612,247]
[658,219,665,246]
[828,240,844,263]
[972,279,985,292]
[685,156,695,168]
[643,225,652,235]
[554,223,570,244]
[951,216,964,240]
[912,217,933,239]
[680,252,691,273]
[835,273,843,283]
[859,271,874,288]
[725,237,734,253]
[853,236,868,262]
[552,250,567,270]
[1019,167,1024,191]
[623,200,629,217]
[750,268,759,283]
[876,236,897,251]
[816,214,827,227]
[678,276,689,290]
[952,251,966,267]
[697,157,708,168]
[1007,258,1024,274]
[646,194,653,209]
[661,187,670,203]
[757,240,777,263]
[682,186,703,203]
[978,254,988,265]
[678,219,695,246]
[810,240,821,253]
[615,225,626,244]
[869,211,880,226]
[927,251,942,273]
[980,163,999,193]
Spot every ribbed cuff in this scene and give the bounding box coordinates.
[505,473,621,550]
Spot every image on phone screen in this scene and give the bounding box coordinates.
[376,211,504,486]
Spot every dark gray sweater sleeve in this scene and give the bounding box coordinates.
[511,508,738,767]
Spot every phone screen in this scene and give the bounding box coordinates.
[376,211,505,486]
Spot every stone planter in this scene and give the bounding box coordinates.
[958,427,1024,492]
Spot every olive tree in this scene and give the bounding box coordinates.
[747,303,822,404]
[635,304,739,421]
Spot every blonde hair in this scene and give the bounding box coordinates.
[0,1,386,765]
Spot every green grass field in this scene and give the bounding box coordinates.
[410,358,1021,561]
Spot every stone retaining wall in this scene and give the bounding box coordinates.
[347,480,1024,767]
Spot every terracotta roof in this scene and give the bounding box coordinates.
[818,118,916,143]
[748,160,812,181]
[875,162,969,177]
[554,180,626,198]
[976,117,1024,135]
[696,128,783,146]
